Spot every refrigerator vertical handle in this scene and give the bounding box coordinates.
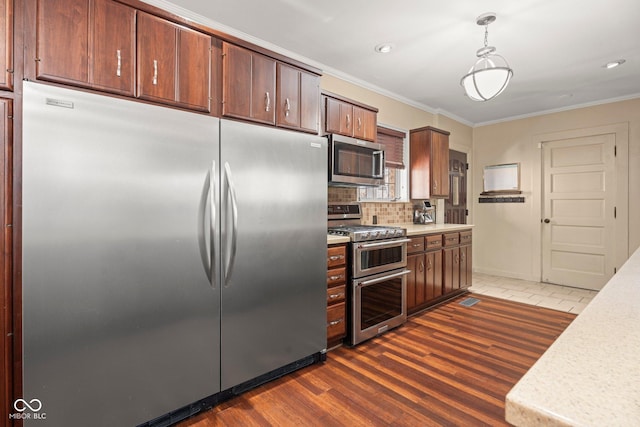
[209,161,217,289]
[224,162,238,287]
[198,162,217,288]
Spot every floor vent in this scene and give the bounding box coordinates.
[459,297,480,307]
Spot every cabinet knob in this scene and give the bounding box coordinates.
[544,218,551,223]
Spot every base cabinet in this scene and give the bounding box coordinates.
[327,244,347,348]
[407,229,472,315]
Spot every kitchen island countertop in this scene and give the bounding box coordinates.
[505,245,640,426]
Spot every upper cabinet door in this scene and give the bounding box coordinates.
[431,131,450,197]
[276,63,301,129]
[137,12,177,104]
[353,106,376,142]
[299,71,319,134]
[36,0,90,84]
[177,27,211,112]
[222,42,275,125]
[92,0,135,96]
[325,97,353,136]
[250,52,276,125]
[0,0,13,91]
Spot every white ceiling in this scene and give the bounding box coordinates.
[147,0,640,125]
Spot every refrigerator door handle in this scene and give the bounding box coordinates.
[224,162,238,287]
[198,162,217,287]
[209,160,217,288]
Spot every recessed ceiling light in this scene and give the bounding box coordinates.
[374,43,394,54]
[604,59,626,69]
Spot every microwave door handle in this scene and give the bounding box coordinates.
[373,150,385,178]
[358,269,411,287]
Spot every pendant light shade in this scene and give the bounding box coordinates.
[461,13,513,101]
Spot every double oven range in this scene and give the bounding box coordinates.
[328,203,410,345]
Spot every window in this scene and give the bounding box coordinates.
[358,125,408,202]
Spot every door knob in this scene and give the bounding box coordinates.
[543,218,551,223]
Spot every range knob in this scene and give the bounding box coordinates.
[360,232,370,240]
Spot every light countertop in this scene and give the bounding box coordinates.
[327,223,473,245]
[505,246,640,426]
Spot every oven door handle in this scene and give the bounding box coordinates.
[358,269,411,287]
[357,238,411,249]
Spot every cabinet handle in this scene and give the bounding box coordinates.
[455,253,459,263]
[285,98,291,117]
[265,92,271,112]
[328,275,344,281]
[427,258,432,271]
[152,59,158,85]
[461,252,466,263]
[328,292,344,299]
[328,255,344,261]
[346,114,351,129]
[116,50,121,77]
[412,243,422,248]
[357,117,362,130]
[433,179,438,192]
[419,261,424,273]
[328,318,344,327]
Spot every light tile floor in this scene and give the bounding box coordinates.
[469,272,599,314]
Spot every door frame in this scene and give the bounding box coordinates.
[533,123,629,282]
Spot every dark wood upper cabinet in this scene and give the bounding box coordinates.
[92,0,135,95]
[276,62,320,133]
[0,0,13,91]
[36,0,90,84]
[323,94,377,142]
[137,12,211,112]
[410,126,450,199]
[353,106,376,141]
[222,42,275,125]
[325,97,353,136]
[36,0,135,96]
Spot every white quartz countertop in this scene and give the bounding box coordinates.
[327,223,473,245]
[505,246,640,426]
[327,234,350,245]
[398,223,473,236]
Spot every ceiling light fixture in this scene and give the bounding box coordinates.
[374,43,394,54]
[604,59,625,69]
[460,13,513,101]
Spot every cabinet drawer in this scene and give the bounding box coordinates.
[327,245,347,268]
[425,234,443,249]
[327,302,346,338]
[327,284,346,305]
[327,267,346,286]
[443,232,459,247]
[407,236,425,254]
[460,230,472,245]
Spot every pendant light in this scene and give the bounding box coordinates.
[460,13,513,101]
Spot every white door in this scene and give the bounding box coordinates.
[542,134,615,290]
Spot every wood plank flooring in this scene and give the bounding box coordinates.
[179,294,576,426]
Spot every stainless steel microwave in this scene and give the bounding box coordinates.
[328,134,385,186]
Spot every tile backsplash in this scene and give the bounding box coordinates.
[328,187,415,225]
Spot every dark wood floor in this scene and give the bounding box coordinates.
[179,294,576,426]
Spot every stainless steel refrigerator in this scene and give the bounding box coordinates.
[21,81,327,426]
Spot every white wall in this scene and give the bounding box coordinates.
[472,98,640,281]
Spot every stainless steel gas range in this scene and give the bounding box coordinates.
[328,203,410,345]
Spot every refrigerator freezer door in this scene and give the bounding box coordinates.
[22,82,220,426]
[220,119,327,390]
